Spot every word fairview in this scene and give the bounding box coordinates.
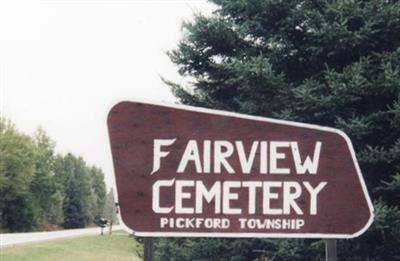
[152,139,322,175]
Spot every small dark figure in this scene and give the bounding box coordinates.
[94,216,108,235]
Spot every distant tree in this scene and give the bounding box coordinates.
[159,0,400,260]
[103,188,118,225]
[53,154,71,188]
[0,119,37,231]
[74,157,94,225]
[57,153,107,229]
[30,128,63,226]
[89,167,107,218]
[47,190,64,225]
[58,154,88,228]
[63,173,85,228]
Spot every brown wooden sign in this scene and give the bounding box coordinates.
[107,100,373,238]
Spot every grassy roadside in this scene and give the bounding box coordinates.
[1,231,142,261]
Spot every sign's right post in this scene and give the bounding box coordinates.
[325,239,337,261]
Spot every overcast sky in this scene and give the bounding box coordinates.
[0,0,214,189]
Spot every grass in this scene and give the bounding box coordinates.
[1,230,142,261]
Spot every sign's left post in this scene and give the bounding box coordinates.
[144,238,154,261]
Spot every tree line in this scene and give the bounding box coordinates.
[156,0,400,260]
[0,118,110,232]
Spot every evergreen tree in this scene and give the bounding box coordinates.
[63,174,85,228]
[159,0,400,260]
[59,154,89,228]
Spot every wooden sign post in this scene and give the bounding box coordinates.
[325,239,337,261]
[107,100,374,258]
[143,238,153,261]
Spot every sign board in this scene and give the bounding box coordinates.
[107,100,373,238]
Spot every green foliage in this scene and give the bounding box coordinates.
[0,118,107,232]
[103,188,118,224]
[56,153,107,229]
[159,0,400,260]
[155,237,323,261]
[336,200,400,261]
[30,128,63,225]
[90,167,107,219]
[63,172,86,228]
[0,119,36,231]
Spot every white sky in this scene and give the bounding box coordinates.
[0,0,214,190]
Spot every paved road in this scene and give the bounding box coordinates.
[1,225,123,248]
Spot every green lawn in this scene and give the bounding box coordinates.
[1,231,142,261]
